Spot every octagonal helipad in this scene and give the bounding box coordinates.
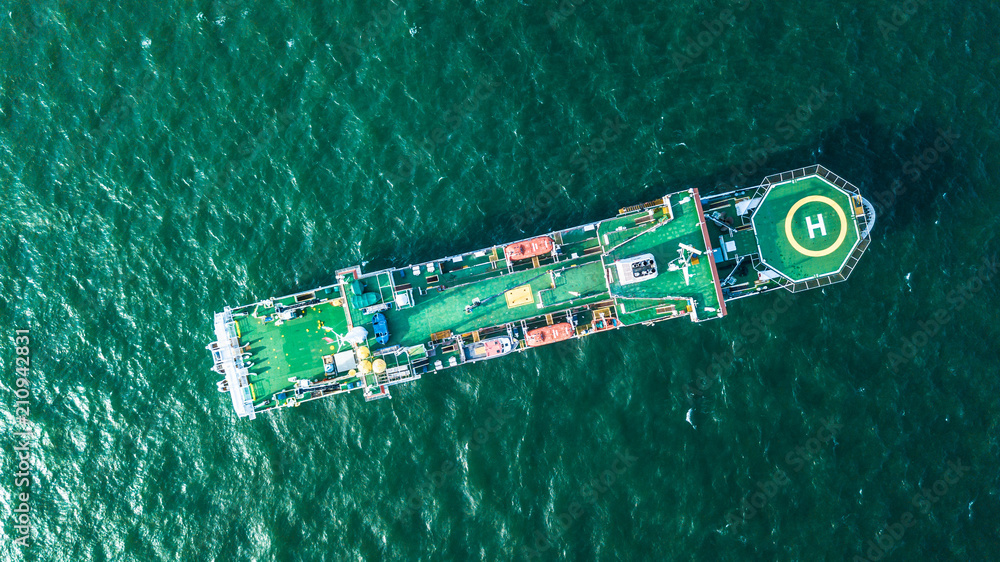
[751,175,860,282]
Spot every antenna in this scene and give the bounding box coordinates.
[679,242,702,256]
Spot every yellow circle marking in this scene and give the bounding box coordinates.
[783,195,848,257]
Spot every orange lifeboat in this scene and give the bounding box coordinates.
[525,322,574,347]
[504,236,554,261]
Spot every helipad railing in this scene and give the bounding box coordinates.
[754,165,876,293]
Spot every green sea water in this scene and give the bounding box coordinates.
[2,0,1000,560]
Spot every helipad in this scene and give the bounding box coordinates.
[751,175,861,282]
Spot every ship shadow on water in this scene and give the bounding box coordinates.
[286,113,969,296]
[695,112,964,237]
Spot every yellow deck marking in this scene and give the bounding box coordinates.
[505,284,534,308]
[784,195,848,257]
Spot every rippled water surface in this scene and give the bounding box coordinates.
[2,1,999,560]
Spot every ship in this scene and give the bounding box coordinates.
[208,165,875,419]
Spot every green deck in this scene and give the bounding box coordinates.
[386,258,609,347]
[603,191,723,320]
[238,301,351,404]
[233,189,726,407]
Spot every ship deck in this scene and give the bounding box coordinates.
[386,256,610,348]
[230,189,725,409]
[236,298,351,401]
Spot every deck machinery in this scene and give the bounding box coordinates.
[209,165,875,419]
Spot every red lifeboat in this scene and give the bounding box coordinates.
[525,322,575,347]
[504,236,554,261]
